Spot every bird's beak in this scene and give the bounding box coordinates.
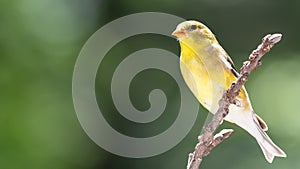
[172,29,186,38]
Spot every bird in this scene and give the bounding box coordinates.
[172,20,286,163]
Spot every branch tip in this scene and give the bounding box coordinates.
[268,33,282,44]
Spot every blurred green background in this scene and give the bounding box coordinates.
[1,0,300,169]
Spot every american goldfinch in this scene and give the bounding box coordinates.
[172,20,286,163]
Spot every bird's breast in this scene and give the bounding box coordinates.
[180,49,226,112]
[179,43,251,113]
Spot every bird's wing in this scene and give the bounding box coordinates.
[215,45,239,78]
[225,55,239,78]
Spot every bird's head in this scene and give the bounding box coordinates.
[172,20,217,45]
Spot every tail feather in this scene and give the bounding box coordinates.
[254,117,287,163]
[258,141,275,163]
[225,108,286,163]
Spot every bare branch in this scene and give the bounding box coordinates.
[187,33,282,169]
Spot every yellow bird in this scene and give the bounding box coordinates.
[172,20,286,163]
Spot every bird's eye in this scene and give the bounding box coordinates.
[190,25,197,31]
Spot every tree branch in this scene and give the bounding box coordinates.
[187,33,282,169]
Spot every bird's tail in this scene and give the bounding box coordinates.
[253,114,287,163]
[226,110,286,163]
